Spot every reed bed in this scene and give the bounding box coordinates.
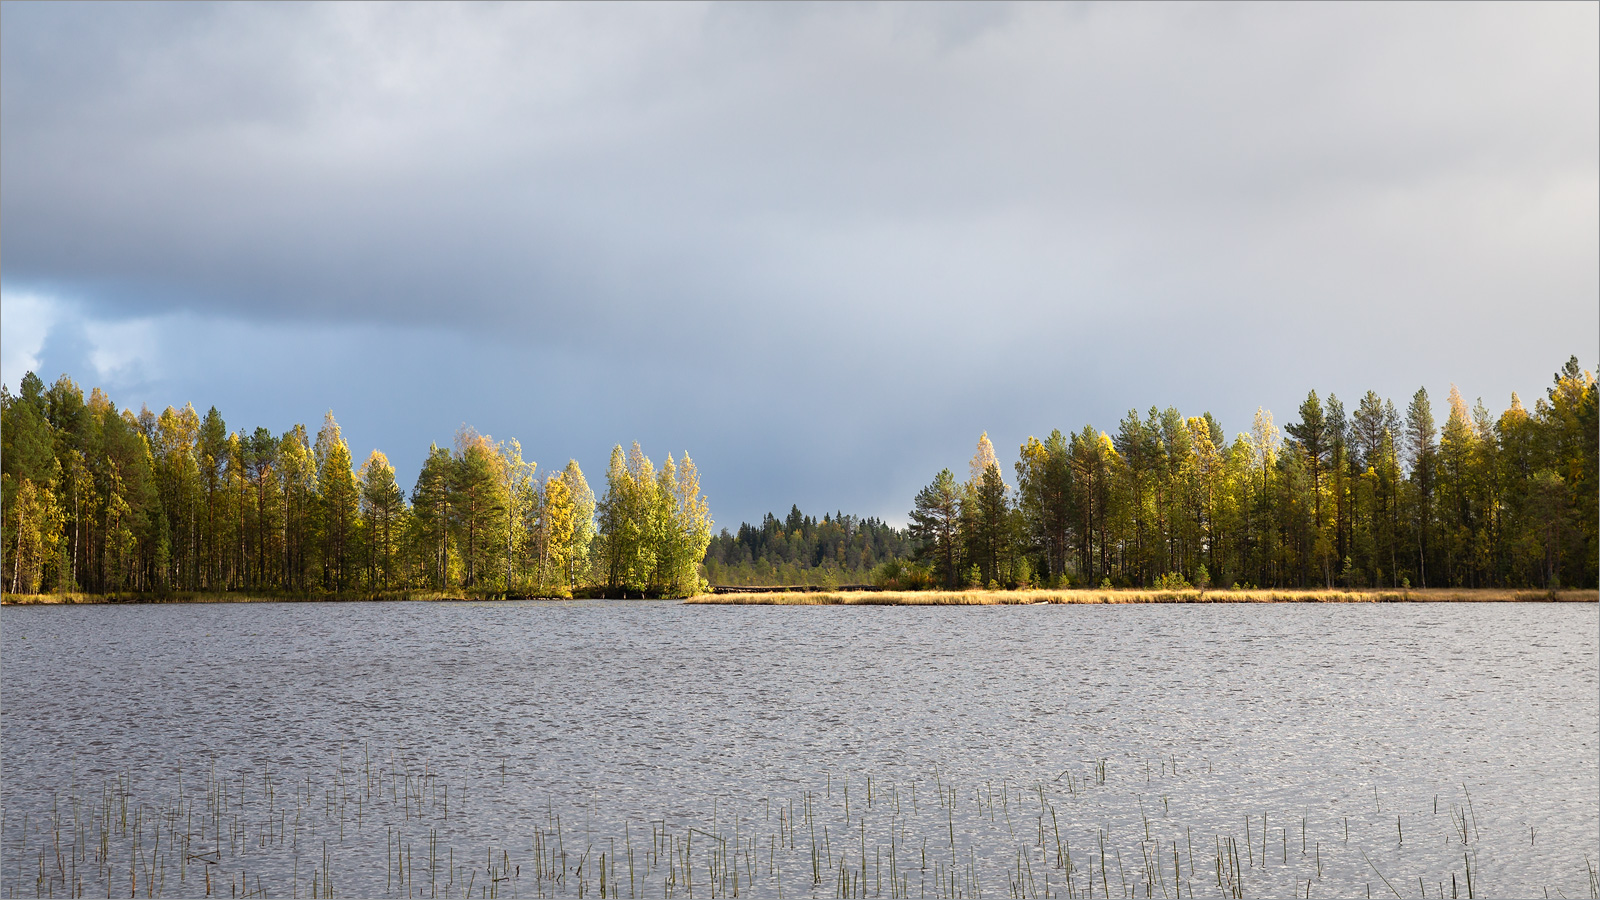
[686,587,1599,605]
[4,747,1593,899]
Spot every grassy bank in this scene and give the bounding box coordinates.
[686,586,1599,605]
[8,587,1593,606]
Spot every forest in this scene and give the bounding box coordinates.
[0,372,712,598]
[3,356,1595,599]
[702,506,913,587]
[900,357,1597,592]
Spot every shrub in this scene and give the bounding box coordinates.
[871,558,934,591]
[1013,557,1034,590]
[1152,572,1191,590]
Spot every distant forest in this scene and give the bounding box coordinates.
[703,507,913,587]
[1,372,711,598]
[900,356,1596,591]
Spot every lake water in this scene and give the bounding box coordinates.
[2,601,1595,898]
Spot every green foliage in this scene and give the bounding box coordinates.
[706,504,911,588]
[3,377,56,486]
[908,470,962,587]
[315,412,360,591]
[870,557,933,591]
[901,357,1598,594]
[0,368,732,599]
[962,461,1011,588]
[560,461,596,587]
[595,443,713,597]
[410,444,453,589]
[449,427,508,589]
[1015,431,1072,583]
[357,450,406,590]
[1013,555,1033,590]
[2,357,1594,597]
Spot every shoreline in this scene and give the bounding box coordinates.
[685,587,1599,605]
[8,587,1593,606]
[0,590,584,606]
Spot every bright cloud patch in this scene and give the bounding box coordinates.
[0,289,59,391]
[83,316,160,387]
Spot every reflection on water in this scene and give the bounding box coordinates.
[2,601,1594,897]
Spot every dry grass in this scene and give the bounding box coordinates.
[7,587,1593,606]
[686,587,1599,605]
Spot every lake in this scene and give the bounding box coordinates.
[2,601,1595,898]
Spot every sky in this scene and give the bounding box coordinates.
[3,2,1596,529]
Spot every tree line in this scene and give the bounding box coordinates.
[703,506,913,586]
[1,372,713,598]
[905,357,1597,591]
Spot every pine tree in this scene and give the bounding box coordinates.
[1068,427,1118,585]
[246,427,281,589]
[1544,357,1598,587]
[357,450,405,590]
[224,432,247,589]
[411,444,453,588]
[1374,427,1404,586]
[313,412,359,591]
[280,425,316,592]
[1185,417,1224,580]
[450,427,508,589]
[909,469,962,588]
[1404,388,1437,587]
[41,376,91,592]
[1324,394,1351,573]
[1351,391,1387,472]
[1113,411,1157,584]
[1156,406,1192,580]
[199,406,228,589]
[1284,391,1328,523]
[1436,386,1477,585]
[2,376,58,591]
[961,433,1011,587]
[1247,408,1280,584]
[1015,431,1072,584]
[1285,391,1332,584]
[1468,397,1500,585]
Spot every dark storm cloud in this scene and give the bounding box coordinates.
[3,2,1596,525]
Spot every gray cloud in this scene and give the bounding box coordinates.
[3,2,1595,526]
